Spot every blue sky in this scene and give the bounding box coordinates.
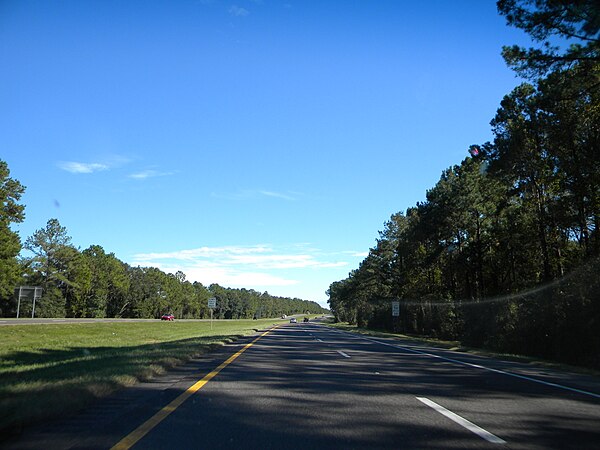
[1,0,530,306]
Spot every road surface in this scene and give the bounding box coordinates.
[5,322,600,449]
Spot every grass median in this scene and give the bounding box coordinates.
[0,318,281,433]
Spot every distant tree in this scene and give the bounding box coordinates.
[59,245,91,318]
[81,245,130,318]
[23,219,76,316]
[137,267,171,318]
[124,266,148,318]
[24,219,72,291]
[0,160,26,315]
[327,277,358,324]
[191,281,211,318]
[209,284,230,319]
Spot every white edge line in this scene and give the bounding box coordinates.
[318,326,600,400]
[337,350,351,358]
[416,397,506,444]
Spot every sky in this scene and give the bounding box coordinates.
[1,0,531,307]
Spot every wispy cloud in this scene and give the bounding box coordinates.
[134,245,346,270]
[57,154,132,174]
[212,189,299,201]
[229,5,249,16]
[129,169,175,180]
[131,244,348,290]
[58,157,178,182]
[155,265,298,288]
[57,161,109,174]
[259,190,296,201]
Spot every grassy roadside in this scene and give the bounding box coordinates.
[323,321,600,377]
[0,318,281,433]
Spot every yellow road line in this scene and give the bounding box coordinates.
[111,326,279,450]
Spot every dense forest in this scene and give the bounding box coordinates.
[328,0,600,368]
[0,171,326,319]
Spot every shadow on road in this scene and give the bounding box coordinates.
[5,325,600,449]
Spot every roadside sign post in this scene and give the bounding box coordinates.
[208,297,217,330]
[16,286,43,318]
[392,300,400,333]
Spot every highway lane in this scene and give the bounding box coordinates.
[309,325,600,448]
[121,324,491,450]
[6,322,600,449]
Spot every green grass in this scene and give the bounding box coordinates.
[0,318,281,432]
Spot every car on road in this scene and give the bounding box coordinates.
[161,314,175,321]
[289,317,297,323]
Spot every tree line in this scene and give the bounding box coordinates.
[328,0,600,368]
[0,172,326,319]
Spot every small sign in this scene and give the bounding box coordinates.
[392,301,400,317]
[208,297,217,309]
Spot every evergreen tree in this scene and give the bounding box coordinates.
[23,219,75,316]
[0,160,26,315]
[498,0,600,79]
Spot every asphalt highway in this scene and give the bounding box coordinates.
[6,322,600,449]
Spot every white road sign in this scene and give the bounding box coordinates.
[392,301,400,317]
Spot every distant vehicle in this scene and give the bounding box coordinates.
[281,314,287,319]
[161,314,175,321]
[303,317,309,322]
[289,317,297,323]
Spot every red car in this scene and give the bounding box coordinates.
[161,314,175,321]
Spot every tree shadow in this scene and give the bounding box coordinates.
[3,326,600,449]
[0,333,247,433]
